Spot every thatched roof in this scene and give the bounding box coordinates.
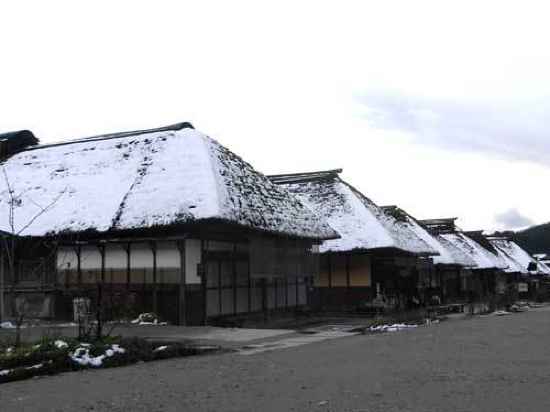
[269,170,437,255]
[488,236,550,275]
[386,211,475,267]
[0,123,337,240]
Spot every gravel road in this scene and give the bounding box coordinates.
[2,308,550,412]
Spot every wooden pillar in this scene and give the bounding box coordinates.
[346,254,351,289]
[285,277,289,309]
[295,276,299,307]
[201,240,207,325]
[76,245,82,287]
[177,240,187,326]
[346,254,351,309]
[150,241,158,315]
[218,259,222,316]
[247,258,252,313]
[99,244,106,283]
[124,242,131,289]
[328,253,333,288]
[232,243,237,316]
[97,244,106,340]
[262,278,267,320]
[274,278,278,310]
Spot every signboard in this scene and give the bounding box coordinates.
[518,283,528,293]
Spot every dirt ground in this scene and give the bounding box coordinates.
[2,308,550,412]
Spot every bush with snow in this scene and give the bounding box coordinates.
[369,323,418,333]
[131,312,167,326]
[0,336,219,384]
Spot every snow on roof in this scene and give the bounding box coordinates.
[0,123,337,240]
[388,211,475,267]
[489,238,550,275]
[269,171,437,255]
[440,232,507,270]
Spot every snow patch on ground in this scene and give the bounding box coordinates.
[0,321,16,329]
[369,324,418,333]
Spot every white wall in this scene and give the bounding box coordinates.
[56,238,203,284]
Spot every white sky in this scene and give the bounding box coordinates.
[1,1,549,232]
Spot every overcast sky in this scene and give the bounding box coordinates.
[1,1,549,232]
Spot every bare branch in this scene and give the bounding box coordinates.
[16,189,66,236]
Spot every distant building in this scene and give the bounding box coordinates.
[269,169,437,312]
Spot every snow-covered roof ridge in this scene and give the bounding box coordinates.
[440,232,508,270]
[384,209,475,267]
[270,170,437,255]
[488,236,550,275]
[0,124,337,240]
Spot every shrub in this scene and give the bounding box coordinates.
[0,336,220,384]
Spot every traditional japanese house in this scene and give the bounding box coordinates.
[0,122,337,324]
[387,215,476,305]
[488,235,550,302]
[269,170,438,312]
[419,221,508,312]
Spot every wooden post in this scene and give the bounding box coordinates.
[218,259,222,316]
[247,255,252,313]
[274,278,278,310]
[202,240,208,325]
[262,277,267,320]
[328,253,333,288]
[295,276,299,307]
[124,243,131,289]
[76,245,82,287]
[150,241,158,315]
[177,240,187,326]
[346,254,351,289]
[99,244,106,283]
[232,243,237,316]
[97,244,106,340]
[285,277,289,309]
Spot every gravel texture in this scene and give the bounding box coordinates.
[2,309,550,411]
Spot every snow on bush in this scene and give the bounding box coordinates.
[69,344,126,367]
[369,323,418,333]
[0,321,16,329]
[54,340,69,349]
[131,313,167,326]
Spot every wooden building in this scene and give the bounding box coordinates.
[418,222,508,312]
[488,235,550,302]
[269,170,438,312]
[0,122,337,324]
[384,216,475,306]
